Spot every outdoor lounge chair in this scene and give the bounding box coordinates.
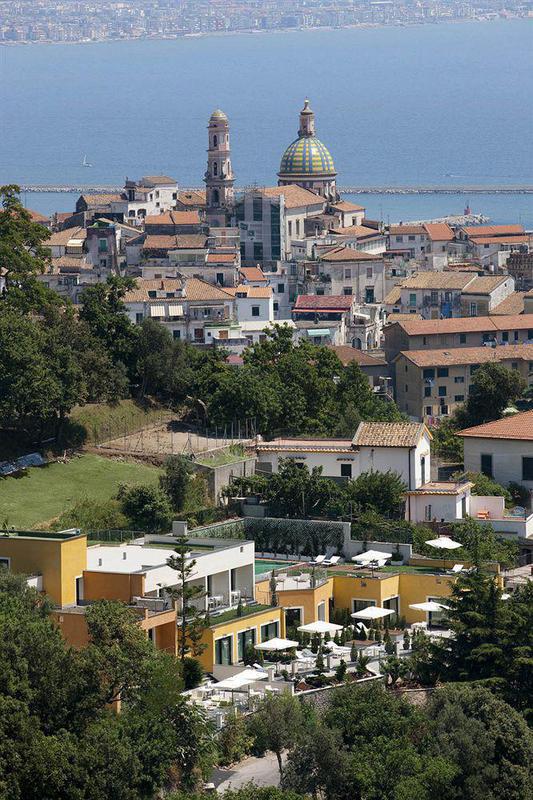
[323,555,341,567]
[449,564,464,574]
[313,555,326,565]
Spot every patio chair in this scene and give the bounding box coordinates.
[449,563,464,574]
[313,555,326,565]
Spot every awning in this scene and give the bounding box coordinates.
[167,304,183,316]
[307,328,331,337]
[149,305,165,317]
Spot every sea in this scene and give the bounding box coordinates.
[1,19,532,225]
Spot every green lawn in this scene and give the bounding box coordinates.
[0,454,162,529]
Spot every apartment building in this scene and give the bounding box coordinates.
[385,271,514,319]
[292,293,382,348]
[395,344,533,421]
[313,246,386,303]
[110,175,179,225]
[384,313,533,362]
[455,224,530,268]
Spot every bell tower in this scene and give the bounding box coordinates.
[204,109,235,227]
[298,98,315,137]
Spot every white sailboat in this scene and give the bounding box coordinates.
[82,154,92,167]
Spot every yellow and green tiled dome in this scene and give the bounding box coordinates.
[279,135,336,177]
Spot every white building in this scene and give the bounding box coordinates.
[256,422,431,489]
[457,410,533,494]
[314,247,386,303]
[111,175,179,226]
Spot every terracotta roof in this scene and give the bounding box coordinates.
[239,266,267,282]
[319,246,380,262]
[406,481,474,496]
[384,287,402,305]
[225,285,272,298]
[27,208,49,223]
[184,278,234,302]
[385,312,423,323]
[330,201,365,213]
[293,295,353,312]
[261,185,325,210]
[330,225,381,238]
[257,438,354,454]
[328,345,387,367]
[49,256,92,273]
[400,272,475,290]
[47,227,86,246]
[206,252,236,263]
[490,292,526,315]
[353,422,429,447]
[177,189,207,207]
[80,193,123,206]
[392,314,533,336]
[423,223,454,241]
[124,278,184,303]
[141,175,177,185]
[457,410,533,441]
[462,275,512,295]
[462,224,525,238]
[144,210,200,227]
[470,235,530,245]
[389,225,426,236]
[399,343,533,368]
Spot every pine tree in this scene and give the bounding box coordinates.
[167,534,207,661]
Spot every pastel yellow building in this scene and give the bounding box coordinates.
[0,529,87,606]
[255,574,334,630]
[194,605,285,671]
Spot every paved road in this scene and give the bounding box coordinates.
[214,753,283,793]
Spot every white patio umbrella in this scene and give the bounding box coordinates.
[425,536,462,569]
[215,668,268,690]
[352,550,393,563]
[297,620,343,636]
[351,606,394,621]
[255,637,299,652]
[409,601,450,612]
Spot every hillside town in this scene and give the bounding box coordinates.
[1,0,530,45]
[0,99,532,799]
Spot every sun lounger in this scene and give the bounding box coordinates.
[449,564,464,574]
[313,555,326,565]
[323,555,341,567]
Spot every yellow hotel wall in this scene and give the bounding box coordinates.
[197,607,284,672]
[0,534,87,606]
[256,578,334,625]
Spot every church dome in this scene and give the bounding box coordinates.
[279,135,336,177]
[210,109,228,121]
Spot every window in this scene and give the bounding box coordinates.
[421,455,426,484]
[423,336,428,346]
[437,367,449,378]
[0,557,10,569]
[172,330,181,340]
[366,267,373,278]
[288,221,292,236]
[430,291,438,304]
[528,330,533,340]
[213,134,218,147]
[454,394,464,402]
[295,220,300,236]
[395,236,403,242]
[253,197,263,221]
[98,238,108,253]
[215,635,233,665]
[213,162,218,176]
[216,273,224,285]
[470,302,477,317]
[352,599,376,613]
[511,362,518,370]
[459,333,466,344]
[237,629,255,662]
[502,331,509,342]
[438,386,446,397]
[260,621,279,641]
[344,268,351,279]
[481,453,493,478]
[454,376,464,384]
[343,287,353,295]
[251,305,260,317]
[273,302,279,312]
[405,385,408,392]
[425,406,432,416]
[522,457,533,481]
[423,368,435,379]
[408,235,416,242]
[317,601,326,621]
[514,331,519,342]
[424,386,431,397]
[278,283,285,294]
[135,312,144,324]
[424,505,432,521]
[285,608,302,629]
[253,242,263,261]
[340,463,352,479]
[365,287,375,303]
[409,293,417,307]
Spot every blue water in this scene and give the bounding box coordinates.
[1,20,532,223]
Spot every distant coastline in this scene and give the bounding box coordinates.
[0,14,529,48]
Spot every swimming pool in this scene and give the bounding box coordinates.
[255,559,297,575]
